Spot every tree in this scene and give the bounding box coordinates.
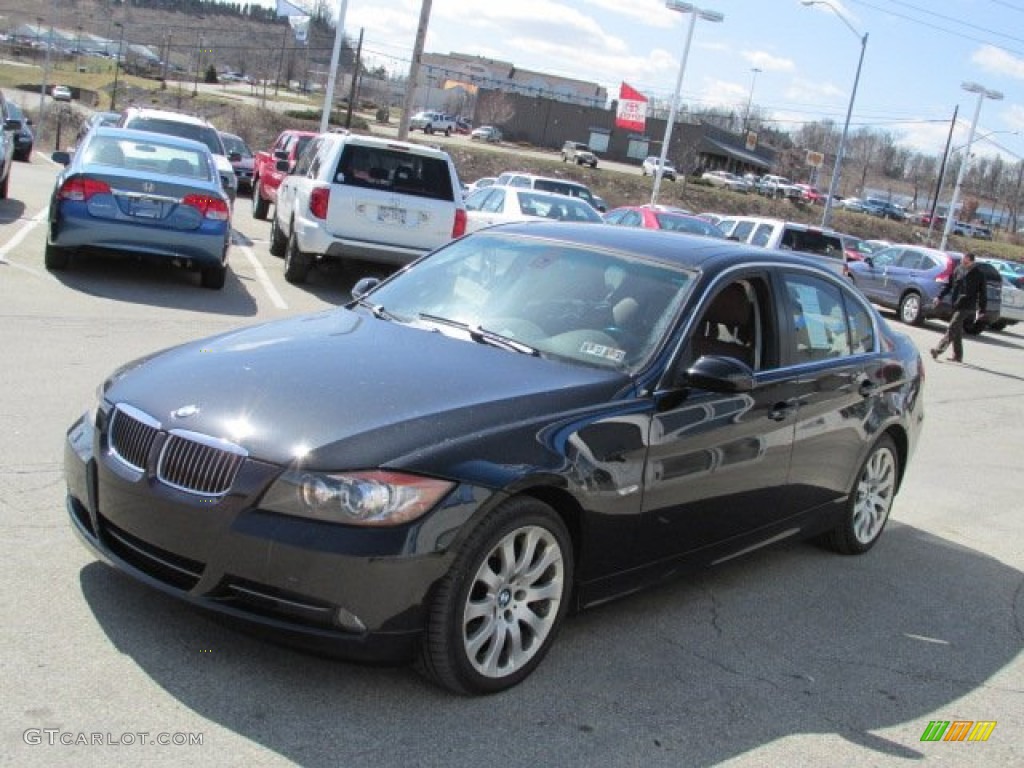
[204,63,218,83]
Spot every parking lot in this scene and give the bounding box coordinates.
[2,156,1022,767]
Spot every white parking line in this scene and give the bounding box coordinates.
[0,205,55,280]
[237,243,288,309]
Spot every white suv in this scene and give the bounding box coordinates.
[271,133,467,283]
[641,156,677,181]
[408,111,456,135]
[119,108,238,202]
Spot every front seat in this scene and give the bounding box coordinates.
[691,283,755,368]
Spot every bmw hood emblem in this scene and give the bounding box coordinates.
[171,404,201,419]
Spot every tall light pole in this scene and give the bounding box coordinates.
[801,0,867,230]
[651,1,724,206]
[193,30,203,97]
[743,67,761,131]
[110,22,124,110]
[940,82,1004,250]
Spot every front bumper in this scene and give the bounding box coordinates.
[64,411,483,661]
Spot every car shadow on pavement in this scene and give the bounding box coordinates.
[76,521,1022,767]
[0,198,28,225]
[50,254,261,317]
[291,259,399,305]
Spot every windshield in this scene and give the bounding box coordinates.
[359,233,694,370]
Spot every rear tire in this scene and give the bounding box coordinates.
[252,180,270,220]
[269,214,287,257]
[200,263,226,290]
[898,291,924,325]
[417,497,573,695]
[822,435,898,555]
[283,230,310,284]
[45,242,70,270]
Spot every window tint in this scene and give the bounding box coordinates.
[844,294,875,354]
[123,117,223,156]
[782,274,854,363]
[480,189,505,213]
[335,144,455,201]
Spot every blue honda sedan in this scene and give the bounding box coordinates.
[47,126,232,289]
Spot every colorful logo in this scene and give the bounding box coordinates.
[920,720,997,742]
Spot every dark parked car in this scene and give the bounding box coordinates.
[219,131,254,194]
[65,223,924,694]
[46,126,231,289]
[845,245,1001,332]
[6,102,34,161]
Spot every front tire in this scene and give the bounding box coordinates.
[823,435,898,555]
[283,230,310,284]
[252,180,270,220]
[269,214,287,257]
[418,497,573,695]
[899,291,924,325]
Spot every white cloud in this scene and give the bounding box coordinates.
[971,45,1024,80]
[743,51,795,73]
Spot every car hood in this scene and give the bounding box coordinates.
[103,309,633,470]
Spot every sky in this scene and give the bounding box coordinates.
[253,0,1024,162]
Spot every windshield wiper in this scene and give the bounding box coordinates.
[418,313,540,356]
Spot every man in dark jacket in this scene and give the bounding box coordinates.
[930,252,987,362]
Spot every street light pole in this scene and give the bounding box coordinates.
[743,67,760,132]
[939,82,1004,250]
[802,0,867,230]
[651,1,724,206]
[110,22,124,111]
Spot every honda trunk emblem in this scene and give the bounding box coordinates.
[142,182,156,194]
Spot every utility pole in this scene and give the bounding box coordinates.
[926,106,958,243]
[345,28,364,130]
[398,0,432,141]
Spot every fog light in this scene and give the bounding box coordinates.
[335,607,366,633]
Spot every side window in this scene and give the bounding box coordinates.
[605,210,625,225]
[621,210,642,227]
[690,278,770,371]
[731,220,755,242]
[292,138,319,177]
[751,224,774,247]
[898,250,925,270]
[844,293,875,354]
[782,274,852,363]
[509,176,530,188]
[481,189,505,213]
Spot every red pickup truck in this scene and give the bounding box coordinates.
[251,129,318,220]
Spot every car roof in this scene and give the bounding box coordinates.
[122,107,212,127]
[87,125,216,155]
[319,131,454,160]
[483,221,840,275]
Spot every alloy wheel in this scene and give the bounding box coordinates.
[851,445,896,545]
[461,525,565,679]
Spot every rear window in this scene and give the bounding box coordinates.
[533,179,596,207]
[123,117,224,157]
[780,228,843,259]
[335,144,454,201]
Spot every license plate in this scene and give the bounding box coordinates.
[131,199,161,219]
[378,206,406,225]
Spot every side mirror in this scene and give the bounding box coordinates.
[228,151,242,163]
[864,256,874,267]
[273,149,288,161]
[684,355,754,393]
[275,159,290,173]
[51,151,71,166]
[351,277,381,301]
[3,118,20,132]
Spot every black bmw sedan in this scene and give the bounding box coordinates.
[64,223,925,694]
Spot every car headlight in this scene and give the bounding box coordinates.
[260,469,455,526]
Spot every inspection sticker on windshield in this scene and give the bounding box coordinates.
[580,341,625,363]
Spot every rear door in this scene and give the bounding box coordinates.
[325,141,458,251]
